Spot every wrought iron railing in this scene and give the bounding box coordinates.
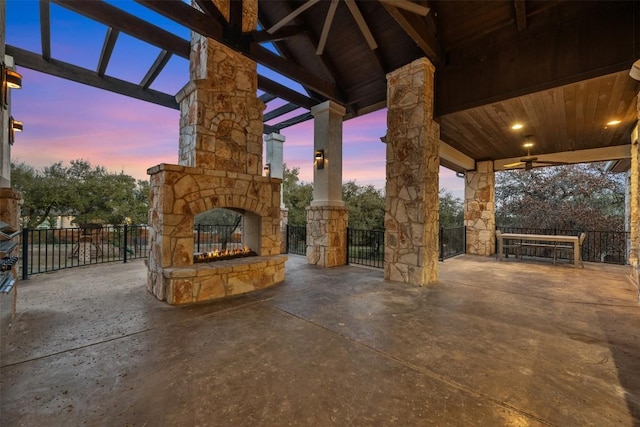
[497,226,629,265]
[21,225,149,278]
[347,228,384,268]
[286,225,307,256]
[440,226,466,260]
[194,224,242,253]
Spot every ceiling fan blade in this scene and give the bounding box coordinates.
[503,161,525,169]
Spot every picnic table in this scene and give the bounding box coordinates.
[497,231,585,268]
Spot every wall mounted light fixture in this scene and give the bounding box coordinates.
[9,116,23,144]
[315,149,325,169]
[263,163,271,177]
[5,69,22,89]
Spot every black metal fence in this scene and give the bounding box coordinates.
[347,228,384,268]
[286,225,307,256]
[497,226,629,265]
[194,224,241,253]
[440,226,466,260]
[21,224,149,278]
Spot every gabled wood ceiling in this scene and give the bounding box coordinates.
[6,0,640,168]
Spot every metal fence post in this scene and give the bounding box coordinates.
[346,227,350,265]
[285,224,290,253]
[196,224,201,253]
[21,228,28,280]
[123,224,128,263]
[439,227,444,261]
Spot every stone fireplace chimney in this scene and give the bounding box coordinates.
[146,0,287,305]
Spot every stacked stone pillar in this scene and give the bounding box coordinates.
[306,100,348,267]
[265,132,288,253]
[385,58,440,286]
[464,161,495,256]
[630,118,640,289]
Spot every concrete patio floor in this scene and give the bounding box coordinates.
[1,255,639,426]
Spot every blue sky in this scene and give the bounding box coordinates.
[5,0,465,198]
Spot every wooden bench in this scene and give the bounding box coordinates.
[497,232,584,267]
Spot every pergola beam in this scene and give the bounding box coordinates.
[97,28,119,76]
[263,102,300,122]
[39,0,51,61]
[140,50,172,89]
[6,45,179,110]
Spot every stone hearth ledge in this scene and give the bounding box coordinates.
[157,255,287,305]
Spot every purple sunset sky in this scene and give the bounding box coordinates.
[6,0,465,198]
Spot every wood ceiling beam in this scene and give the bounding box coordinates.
[344,0,378,50]
[379,0,430,16]
[6,45,179,110]
[251,25,305,43]
[229,0,243,32]
[97,28,119,76]
[266,0,320,34]
[193,0,227,27]
[53,0,191,59]
[137,0,340,102]
[382,3,441,65]
[39,0,51,61]
[268,111,314,132]
[258,93,277,103]
[140,50,172,89]
[257,75,316,110]
[316,0,339,56]
[263,102,300,122]
[514,0,527,31]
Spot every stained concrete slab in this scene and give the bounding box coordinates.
[1,255,639,426]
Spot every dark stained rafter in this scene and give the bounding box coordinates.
[97,28,119,76]
[381,3,441,64]
[193,0,227,27]
[135,0,341,102]
[258,93,277,104]
[251,25,305,43]
[263,102,300,122]
[140,50,172,89]
[6,45,179,109]
[39,0,51,60]
[514,0,527,31]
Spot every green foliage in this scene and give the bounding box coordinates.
[342,181,385,230]
[439,190,464,228]
[12,160,150,228]
[283,165,313,226]
[496,163,625,231]
[195,208,241,225]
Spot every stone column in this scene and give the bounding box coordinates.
[464,160,495,256]
[385,58,440,286]
[265,132,288,253]
[307,100,348,267]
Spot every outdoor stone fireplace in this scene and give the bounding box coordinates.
[146,1,286,305]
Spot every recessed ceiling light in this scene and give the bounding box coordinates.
[511,123,524,130]
[606,120,621,126]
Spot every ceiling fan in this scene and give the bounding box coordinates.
[503,136,568,171]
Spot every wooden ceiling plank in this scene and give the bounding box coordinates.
[97,27,119,76]
[6,44,179,109]
[344,0,378,50]
[381,3,441,64]
[39,0,51,60]
[266,0,320,34]
[514,0,527,31]
[55,0,191,59]
[137,0,339,102]
[379,0,429,16]
[140,50,172,89]
[316,0,339,55]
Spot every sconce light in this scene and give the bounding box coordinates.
[315,149,325,169]
[263,163,270,177]
[9,116,22,145]
[5,69,22,89]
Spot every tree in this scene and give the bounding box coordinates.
[282,165,313,226]
[496,163,625,231]
[342,181,385,230]
[439,190,463,227]
[12,160,150,227]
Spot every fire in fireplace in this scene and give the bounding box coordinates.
[194,247,257,263]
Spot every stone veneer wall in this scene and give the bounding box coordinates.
[146,164,284,304]
[306,206,348,267]
[384,58,440,286]
[464,160,495,256]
